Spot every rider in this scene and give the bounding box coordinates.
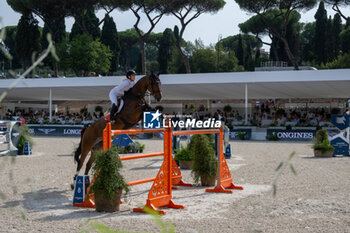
[109,70,136,120]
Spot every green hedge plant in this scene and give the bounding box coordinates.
[312,130,334,155]
[91,146,129,198]
[190,134,217,185]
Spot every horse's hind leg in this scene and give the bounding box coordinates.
[84,141,103,175]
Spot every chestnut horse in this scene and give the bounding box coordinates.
[72,73,162,188]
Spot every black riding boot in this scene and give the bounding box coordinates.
[109,104,117,121]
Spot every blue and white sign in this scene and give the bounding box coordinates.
[72,175,90,204]
[143,110,162,129]
[225,144,231,159]
[112,134,133,147]
[330,115,350,156]
[331,137,349,156]
[331,115,349,130]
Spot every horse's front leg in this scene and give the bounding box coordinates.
[84,141,103,175]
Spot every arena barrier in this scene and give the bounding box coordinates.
[0,121,20,156]
[75,122,243,214]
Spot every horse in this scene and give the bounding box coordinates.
[72,73,162,188]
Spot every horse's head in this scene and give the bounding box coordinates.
[148,72,162,102]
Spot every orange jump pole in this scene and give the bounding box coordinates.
[120,152,164,161]
[206,126,243,193]
[111,128,164,136]
[172,129,220,136]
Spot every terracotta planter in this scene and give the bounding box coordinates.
[95,189,123,212]
[179,160,193,169]
[314,149,334,158]
[200,175,216,186]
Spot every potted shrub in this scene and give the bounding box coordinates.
[312,130,334,157]
[266,132,279,141]
[138,143,145,153]
[90,146,129,212]
[190,135,217,186]
[132,141,145,153]
[17,124,34,155]
[129,142,138,153]
[237,131,246,140]
[174,145,193,169]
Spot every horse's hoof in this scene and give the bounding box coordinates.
[71,184,75,190]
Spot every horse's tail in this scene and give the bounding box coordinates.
[74,126,87,164]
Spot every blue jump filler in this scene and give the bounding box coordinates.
[72,175,91,205]
[330,115,350,156]
[23,142,32,155]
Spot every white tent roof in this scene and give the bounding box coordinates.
[0,69,349,101]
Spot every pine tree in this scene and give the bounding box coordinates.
[15,13,41,73]
[255,48,261,67]
[41,17,66,76]
[84,9,100,39]
[244,42,254,71]
[70,18,83,41]
[69,9,100,40]
[333,13,343,58]
[314,1,328,64]
[340,27,350,53]
[41,16,66,53]
[237,34,244,66]
[325,16,335,62]
[158,28,175,74]
[101,14,120,73]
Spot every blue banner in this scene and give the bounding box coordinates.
[331,115,350,130]
[266,129,316,141]
[27,124,84,137]
[229,129,252,140]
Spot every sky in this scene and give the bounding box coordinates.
[1,0,350,50]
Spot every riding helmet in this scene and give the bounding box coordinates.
[126,70,136,78]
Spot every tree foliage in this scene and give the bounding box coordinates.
[7,0,67,44]
[1,26,21,69]
[333,13,343,58]
[300,22,316,62]
[164,0,226,73]
[324,0,350,24]
[314,1,328,64]
[101,14,120,73]
[15,13,41,71]
[237,34,244,66]
[235,0,317,70]
[130,0,166,74]
[69,34,112,76]
[70,9,100,40]
[118,29,139,71]
[340,27,350,53]
[158,28,175,74]
[322,53,350,68]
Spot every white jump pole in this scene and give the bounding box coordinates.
[245,83,248,125]
[49,88,52,122]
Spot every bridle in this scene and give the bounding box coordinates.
[148,73,161,97]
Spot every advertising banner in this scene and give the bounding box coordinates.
[27,125,84,137]
[229,128,252,140]
[266,129,316,141]
[330,115,350,156]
